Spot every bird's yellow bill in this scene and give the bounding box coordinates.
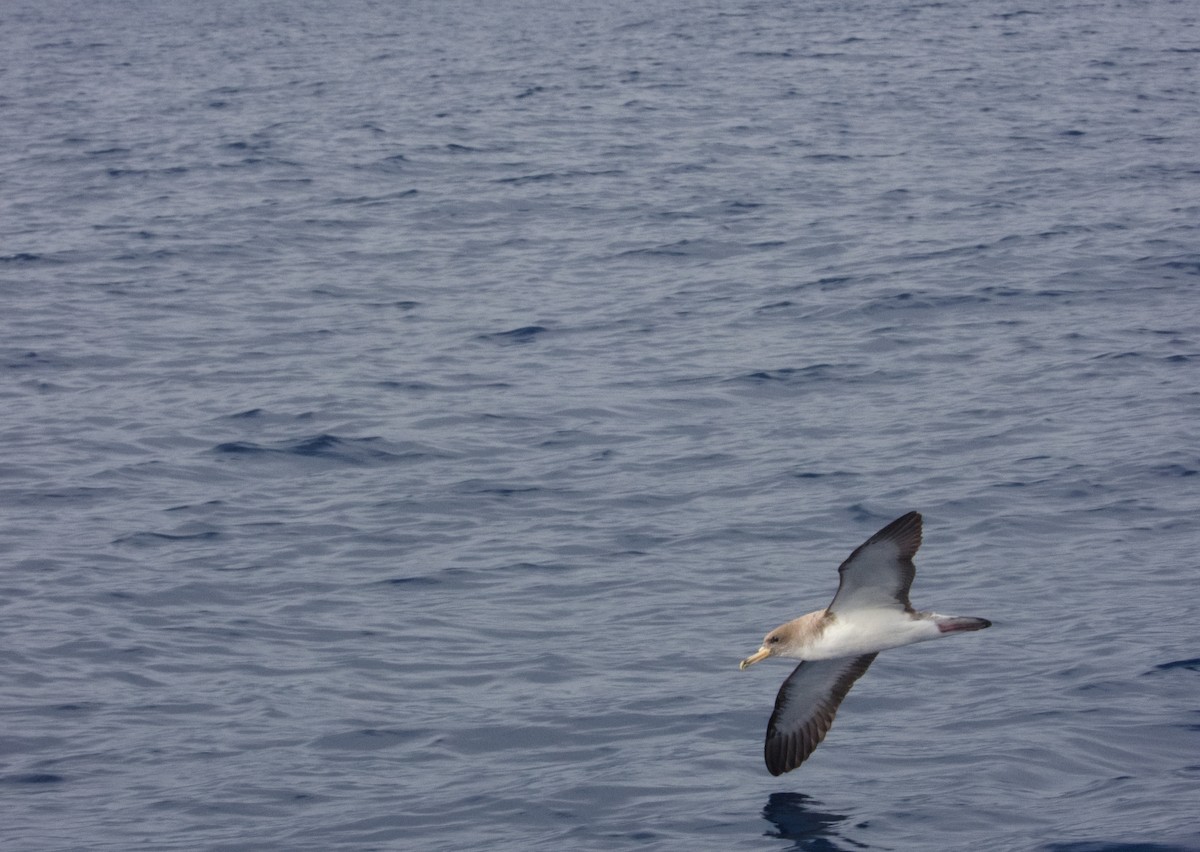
[739,647,770,670]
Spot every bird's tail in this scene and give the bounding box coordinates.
[934,615,992,634]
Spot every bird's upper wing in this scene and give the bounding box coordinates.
[825,511,922,615]
[764,653,878,775]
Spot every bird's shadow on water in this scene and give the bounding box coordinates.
[761,792,868,850]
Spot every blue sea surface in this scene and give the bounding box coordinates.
[2,0,1199,849]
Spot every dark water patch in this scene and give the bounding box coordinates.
[477,325,548,344]
[993,479,1046,488]
[311,728,423,751]
[128,701,221,716]
[791,469,857,480]
[366,153,409,171]
[617,240,696,258]
[223,140,268,152]
[1151,464,1197,477]
[384,576,441,588]
[729,364,838,385]
[803,152,854,162]
[1,253,53,264]
[1152,658,1200,673]
[286,433,383,459]
[648,207,703,222]
[537,428,629,450]
[212,434,435,465]
[113,530,221,546]
[980,284,1034,298]
[6,350,55,369]
[742,49,798,59]
[857,290,998,315]
[216,409,316,425]
[453,479,544,498]
[1161,259,1200,276]
[105,166,189,179]
[496,561,573,574]
[165,500,225,512]
[899,243,992,263]
[1,773,65,785]
[376,380,441,392]
[494,172,558,185]
[331,189,418,204]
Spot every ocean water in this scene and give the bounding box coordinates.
[2,0,1198,849]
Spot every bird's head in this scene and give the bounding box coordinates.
[739,611,825,670]
[738,630,782,670]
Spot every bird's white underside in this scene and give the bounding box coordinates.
[800,608,944,660]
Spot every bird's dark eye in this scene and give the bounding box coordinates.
[767,636,779,644]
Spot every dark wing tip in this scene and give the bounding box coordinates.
[864,510,922,559]
[765,719,830,776]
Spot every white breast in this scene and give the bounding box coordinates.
[804,609,943,659]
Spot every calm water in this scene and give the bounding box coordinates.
[2,0,1199,849]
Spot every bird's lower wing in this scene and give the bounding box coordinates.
[764,653,878,775]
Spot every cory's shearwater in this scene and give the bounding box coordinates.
[739,511,990,775]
